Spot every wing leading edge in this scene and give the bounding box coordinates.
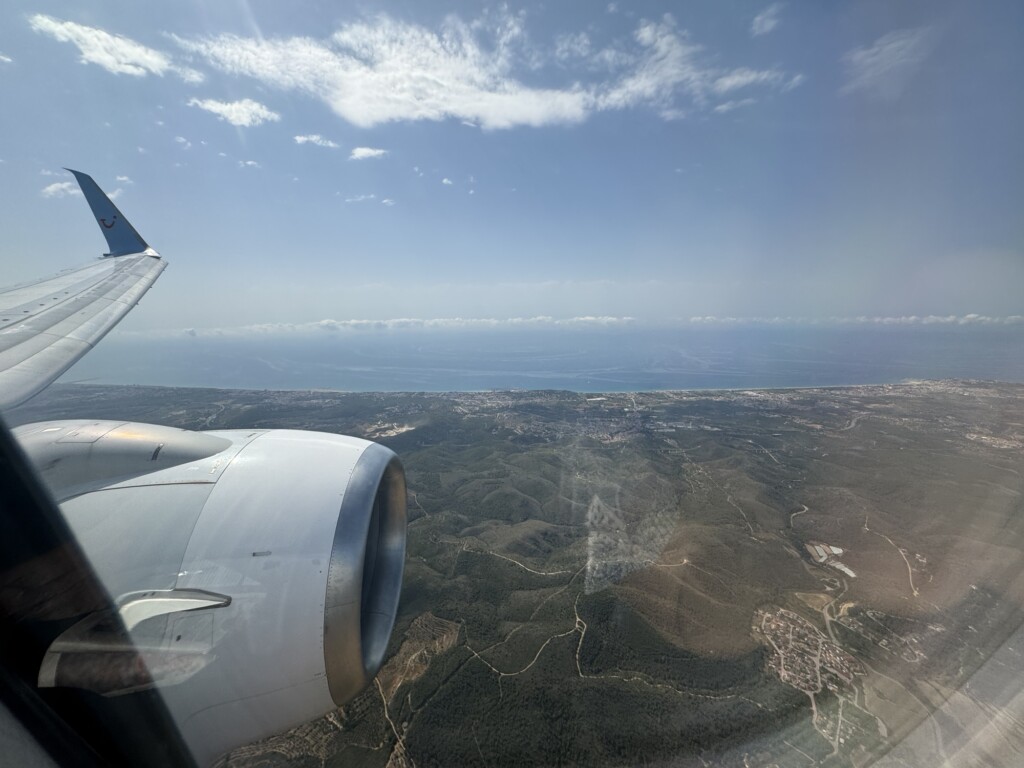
[0,171,166,411]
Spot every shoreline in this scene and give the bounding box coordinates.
[39,377,1021,398]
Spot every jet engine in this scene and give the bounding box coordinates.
[14,420,407,766]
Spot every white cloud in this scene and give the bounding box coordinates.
[174,12,800,129]
[108,188,124,200]
[295,134,339,148]
[442,178,453,185]
[29,14,202,82]
[173,11,588,130]
[594,18,705,111]
[237,160,261,168]
[712,67,784,94]
[0,53,12,63]
[345,193,376,203]
[143,316,639,338]
[592,18,797,115]
[116,175,133,183]
[174,135,191,149]
[784,73,805,91]
[842,27,934,100]
[555,32,591,62]
[187,97,280,127]
[349,146,388,160]
[713,98,756,113]
[685,314,1024,327]
[381,198,396,206]
[751,4,783,37]
[41,181,81,198]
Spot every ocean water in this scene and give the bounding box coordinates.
[61,326,1024,392]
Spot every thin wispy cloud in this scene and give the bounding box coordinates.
[237,159,261,169]
[687,314,1024,327]
[349,147,388,160]
[842,27,934,100]
[751,4,783,37]
[295,134,339,148]
[595,18,802,115]
[555,32,591,61]
[139,316,639,338]
[113,311,1024,340]
[0,53,12,64]
[41,181,81,198]
[29,14,202,82]
[174,135,191,149]
[187,97,280,127]
[172,12,801,129]
[116,175,133,183]
[593,18,704,112]
[712,67,785,94]
[713,98,756,114]
[344,193,376,203]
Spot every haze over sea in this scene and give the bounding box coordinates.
[63,326,1024,393]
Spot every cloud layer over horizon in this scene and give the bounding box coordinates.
[120,313,1024,340]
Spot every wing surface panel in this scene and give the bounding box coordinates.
[0,170,166,410]
[0,254,165,410]
[0,261,120,307]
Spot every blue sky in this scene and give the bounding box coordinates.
[1,0,1022,335]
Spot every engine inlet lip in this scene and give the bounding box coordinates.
[323,442,407,706]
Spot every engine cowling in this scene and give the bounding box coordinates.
[14,420,407,766]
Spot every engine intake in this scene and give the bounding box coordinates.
[324,442,407,705]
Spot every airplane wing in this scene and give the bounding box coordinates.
[0,170,166,411]
[0,171,407,766]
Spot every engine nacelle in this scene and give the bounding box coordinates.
[14,420,407,766]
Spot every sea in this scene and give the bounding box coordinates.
[60,325,1024,393]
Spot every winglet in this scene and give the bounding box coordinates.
[65,169,159,258]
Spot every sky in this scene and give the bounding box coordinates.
[1,0,1023,337]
